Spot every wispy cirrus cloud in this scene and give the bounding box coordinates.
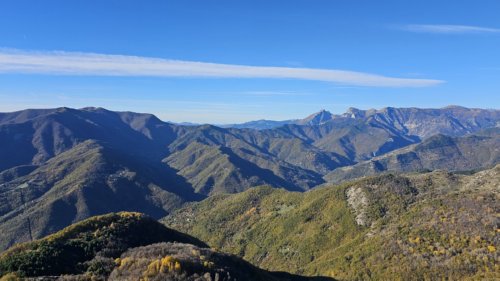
[401,24,500,34]
[242,91,308,96]
[0,49,443,87]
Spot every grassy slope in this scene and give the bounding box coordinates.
[164,166,500,280]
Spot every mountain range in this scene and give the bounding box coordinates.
[222,106,499,132]
[0,105,498,275]
[0,105,498,280]
[0,106,498,245]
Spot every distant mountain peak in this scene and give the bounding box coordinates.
[298,109,334,125]
[443,105,468,110]
[344,107,366,119]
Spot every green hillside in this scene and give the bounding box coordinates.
[164,166,500,280]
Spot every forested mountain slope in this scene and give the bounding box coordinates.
[164,166,500,280]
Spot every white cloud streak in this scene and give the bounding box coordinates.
[402,24,500,34]
[0,49,443,87]
[242,91,308,96]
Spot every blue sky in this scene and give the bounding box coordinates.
[0,0,499,123]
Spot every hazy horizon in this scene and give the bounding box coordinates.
[1,104,497,125]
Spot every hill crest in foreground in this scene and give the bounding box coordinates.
[0,212,333,281]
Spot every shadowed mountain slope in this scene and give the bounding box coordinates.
[0,140,202,250]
